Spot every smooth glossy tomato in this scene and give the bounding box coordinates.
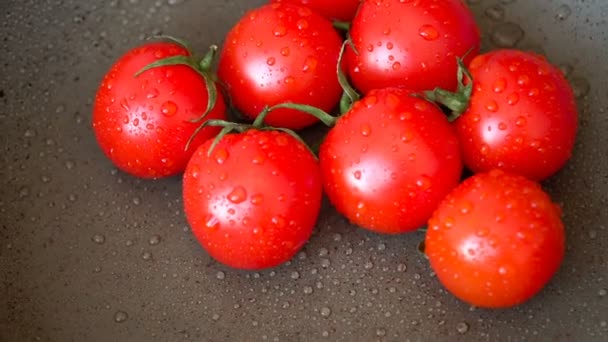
[319,88,462,234]
[270,0,361,21]
[218,3,343,130]
[183,129,322,270]
[345,0,480,94]
[426,169,565,308]
[454,49,578,181]
[93,42,226,179]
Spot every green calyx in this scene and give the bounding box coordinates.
[424,58,474,122]
[199,103,337,159]
[134,36,220,151]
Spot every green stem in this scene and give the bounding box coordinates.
[252,103,337,128]
[332,20,351,32]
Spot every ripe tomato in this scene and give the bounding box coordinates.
[218,3,343,130]
[182,129,322,270]
[345,0,480,94]
[319,88,462,234]
[425,170,565,308]
[454,50,578,181]
[93,42,226,179]
[269,0,361,22]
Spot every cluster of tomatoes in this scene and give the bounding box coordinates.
[92,0,578,309]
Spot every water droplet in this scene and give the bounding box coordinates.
[493,78,507,93]
[303,286,313,294]
[273,26,287,37]
[598,289,607,297]
[216,271,225,280]
[148,235,161,245]
[491,22,524,47]
[296,18,309,30]
[266,57,276,66]
[320,307,332,318]
[142,252,152,261]
[290,271,300,280]
[114,311,128,323]
[570,77,590,98]
[250,194,264,205]
[485,100,499,112]
[214,148,229,164]
[507,93,520,105]
[360,124,372,137]
[485,5,505,21]
[419,25,439,41]
[416,176,432,190]
[271,216,287,228]
[284,76,295,84]
[161,101,177,117]
[205,216,220,230]
[280,46,290,57]
[397,263,407,272]
[354,170,362,180]
[302,56,318,72]
[391,61,401,70]
[228,187,247,204]
[92,234,106,244]
[146,88,159,99]
[556,4,572,20]
[456,322,469,334]
[376,328,387,337]
[18,186,30,198]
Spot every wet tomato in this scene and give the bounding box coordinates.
[183,129,322,270]
[319,88,462,234]
[93,42,226,179]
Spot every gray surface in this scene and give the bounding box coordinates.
[1,0,607,341]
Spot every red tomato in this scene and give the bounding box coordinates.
[425,169,565,308]
[269,0,361,21]
[93,42,226,179]
[319,88,462,234]
[218,3,343,130]
[183,129,322,270]
[454,50,578,181]
[345,0,480,94]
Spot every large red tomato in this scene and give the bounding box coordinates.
[345,0,480,94]
[218,3,343,130]
[319,88,462,234]
[183,129,323,270]
[454,49,578,181]
[93,42,226,179]
[425,170,565,308]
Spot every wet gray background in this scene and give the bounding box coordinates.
[1,0,607,341]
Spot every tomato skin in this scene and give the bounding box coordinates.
[345,0,479,94]
[425,170,565,308]
[92,42,226,179]
[182,130,322,270]
[218,3,343,130]
[455,50,578,181]
[319,88,462,234]
[269,0,361,21]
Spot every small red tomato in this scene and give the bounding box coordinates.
[455,50,578,181]
[426,169,565,308]
[183,129,322,270]
[218,3,343,130]
[319,88,462,234]
[269,0,361,22]
[93,42,226,179]
[345,0,480,94]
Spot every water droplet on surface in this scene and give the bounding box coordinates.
[216,271,225,280]
[148,235,161,245]
[273,26,287,37]
[418,25,439,41]
[397,263,407,272]
[376,328,387,337]
[302,56,318,72]
[142,252,152,261]
[92,234,106,244]
[266,57,276,66]
[290,271,300,280]
[360,124,372,137]
[114,311,128,323]
[599,289,607,297]
[491,22,524,47]
[303,286,313,294]
[556,4,572,20]
[161,101,178,117]
[320,307,332,318]
[215,148,229,164]
[456,322,469,334]
[280,46,290,57]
